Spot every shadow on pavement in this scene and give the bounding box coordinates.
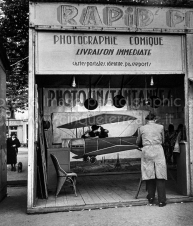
[0,187,27,214]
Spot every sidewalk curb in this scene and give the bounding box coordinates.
[7,180,27,187]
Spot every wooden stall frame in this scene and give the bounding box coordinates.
[186,34,193,196]
[28,2,193,211]
[28,28,36,209]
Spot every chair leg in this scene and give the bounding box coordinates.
[56,177,66,197]
[72,178,77,197]
[69,177,77,197]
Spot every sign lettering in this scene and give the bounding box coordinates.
[36,33,183,74]
[44,88,183,111]
[30,3,193,32]
[55,5,193,29]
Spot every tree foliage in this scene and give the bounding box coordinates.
[0,0,192,118]
[0,0,29,117]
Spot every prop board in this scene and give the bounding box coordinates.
[51,110,146,144]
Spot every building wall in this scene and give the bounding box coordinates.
[0,57,7,202]
[6,119,28,145]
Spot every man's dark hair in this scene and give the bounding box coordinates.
[145,112,156,120]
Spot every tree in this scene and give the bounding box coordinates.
[0,0,29,117]
[0,0,192,118]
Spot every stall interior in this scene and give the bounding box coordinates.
[36,73,185,135]
[34,74,186,208]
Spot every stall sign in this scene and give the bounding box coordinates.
[30,3,193,33]
[43,87,184,113]
[36,33,183,74]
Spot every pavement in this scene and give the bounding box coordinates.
[7,147,28,185]
[3,148,193,225]
[1,186,193,226]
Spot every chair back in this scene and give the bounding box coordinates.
[50,154,67,177]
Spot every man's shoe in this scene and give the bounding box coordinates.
[146,195,154,204]
[149,198,154,204]
[159,202,166,207]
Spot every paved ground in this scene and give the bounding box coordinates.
[7,147,28,182]
[3,148,193,225]
[0,186,193,226]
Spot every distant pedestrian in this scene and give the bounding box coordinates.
[172,123,186,166]
[164,124,176,165]
[136,112,167,207]
[7,133,21,171]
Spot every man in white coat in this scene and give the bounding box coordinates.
[136,112,167,207]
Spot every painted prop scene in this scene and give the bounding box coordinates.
[41,82,184,177]
[34,75,185,206]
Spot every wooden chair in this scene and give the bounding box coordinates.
[50,154,77,197]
